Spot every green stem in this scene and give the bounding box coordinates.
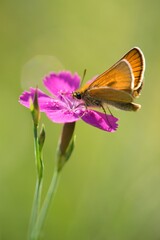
[28,124,43,240]
[28,179,42,240]
[31,167,60,240]
[33,125,42,179]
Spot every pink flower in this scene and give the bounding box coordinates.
[19,71,118,132]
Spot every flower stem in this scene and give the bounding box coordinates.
[33,125,43,180]
[28,178,42,240]
[28,124,43,240]
[31,167,60,240]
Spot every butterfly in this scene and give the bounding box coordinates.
[73,47,145,112]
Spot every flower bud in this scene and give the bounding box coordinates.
[56,122,76,172]
[30,88,40,126]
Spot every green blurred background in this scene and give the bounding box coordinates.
[1,0,160,239]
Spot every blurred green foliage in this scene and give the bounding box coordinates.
[1,0,160,239]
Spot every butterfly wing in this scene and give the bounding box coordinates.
[88,47,145,94]
[121,47,145,90]
[89,87,133,103]
[77,58,134,96]
[87,59,134,104]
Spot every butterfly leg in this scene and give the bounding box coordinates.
[100,104,115,129]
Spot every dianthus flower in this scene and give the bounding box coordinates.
[19,71,118,132]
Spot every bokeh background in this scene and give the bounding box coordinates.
[1,0,160,239]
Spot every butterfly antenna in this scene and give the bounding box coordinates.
[80,69,87,87]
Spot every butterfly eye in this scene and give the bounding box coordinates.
[73,92,82,99]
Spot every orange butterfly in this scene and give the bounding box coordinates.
[73,47,145,111]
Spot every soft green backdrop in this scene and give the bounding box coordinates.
[1,0,160,239]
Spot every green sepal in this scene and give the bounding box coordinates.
[38,124,46,153]
[57,135,76,172]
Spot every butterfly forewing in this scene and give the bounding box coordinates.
[88,59,134,93]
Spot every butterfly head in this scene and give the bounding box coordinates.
[73,91,82,100]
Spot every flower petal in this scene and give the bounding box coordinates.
[42,92,86,123]
[81,110,118,132]
[19,88,56,112]
[43,71,81,96]
[45,108,83,123]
